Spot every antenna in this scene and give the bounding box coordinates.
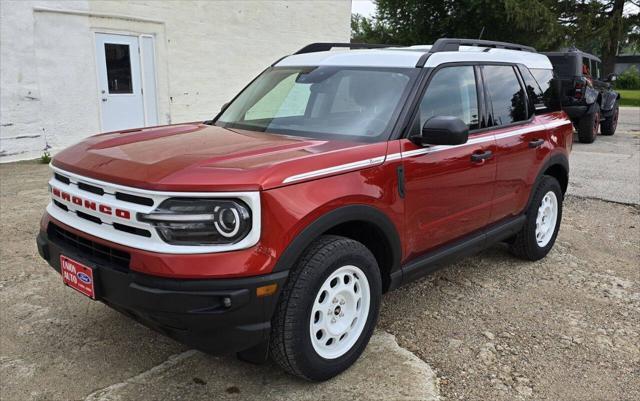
[478,27,485,40]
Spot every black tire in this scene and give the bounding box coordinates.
[510,176,563,261]
[269,235,382,381]
[577,104,600,143]
[600,103,619,136]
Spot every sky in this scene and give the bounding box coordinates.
[351,0,376,18]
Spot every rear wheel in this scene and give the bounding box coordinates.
[510,176,563,261]
[577,105,600,143]
[600,103,619,136]
[269,235,381,381]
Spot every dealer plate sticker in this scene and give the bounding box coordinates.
[60,255,96,299]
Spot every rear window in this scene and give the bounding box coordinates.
[482,65,527,126]
[547,55,577,77]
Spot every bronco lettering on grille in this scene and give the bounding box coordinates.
[51,187,131,220]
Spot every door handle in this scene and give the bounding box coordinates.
[529,139,544,148]
[101,98,108,102]
[471,150,493,163]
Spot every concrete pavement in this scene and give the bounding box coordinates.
[568,107,640,204]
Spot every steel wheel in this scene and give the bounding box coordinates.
[309,265,371,359]
[535,191,558,247]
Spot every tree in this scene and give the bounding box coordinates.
[353,0,640,74]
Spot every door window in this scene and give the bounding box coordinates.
[413,66,479,134]
[582,57,592,77]
[104,43,133,94]
[483,65,527,126]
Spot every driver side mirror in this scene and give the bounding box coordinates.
[412,116,469,146]
[606,73,617,83]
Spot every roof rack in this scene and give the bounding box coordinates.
[430,38,536,53]
[294,42,395,55]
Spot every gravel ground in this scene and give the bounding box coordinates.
[1,110,639,400]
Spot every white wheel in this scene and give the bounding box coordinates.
[535,190,558,247]
[309,265,371,359]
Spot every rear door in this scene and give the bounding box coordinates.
[402,65,496,261]
[483,64,551,223]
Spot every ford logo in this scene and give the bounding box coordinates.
[77,272,92,284]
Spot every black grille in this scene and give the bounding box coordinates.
[113,223,152,238]
[116,191,154,206]
[54,173,70,185]
[78,182,105,195]
[48,223,130,271]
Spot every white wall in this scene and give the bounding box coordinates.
[0,0,351,162]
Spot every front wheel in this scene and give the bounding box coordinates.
[600,103,619,136]
[269,235,381,381]
[510,176,563,261]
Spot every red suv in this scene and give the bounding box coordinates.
[37,38,572,381]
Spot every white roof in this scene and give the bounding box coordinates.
[276,45,552,70]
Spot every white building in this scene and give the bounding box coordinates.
[0,0,351,162]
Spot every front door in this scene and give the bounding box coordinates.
[95,33,147,132]
[402,65,496,261]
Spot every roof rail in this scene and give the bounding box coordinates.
[430,38,536,53]
[294,42,396,55]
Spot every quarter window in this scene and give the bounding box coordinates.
[414,66,479,134]
[483,65,527,126]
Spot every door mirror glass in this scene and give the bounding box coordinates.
[413,116,469,146]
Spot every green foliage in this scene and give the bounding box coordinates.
[616,65,640,89]
[39,150,51,164]
[352,0,639,72]
[617,89,640,106]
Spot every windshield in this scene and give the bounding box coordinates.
[215,66,418,142]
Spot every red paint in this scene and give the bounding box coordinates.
[51,187,131,220]
[43,111,572,279]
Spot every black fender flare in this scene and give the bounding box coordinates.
[525,152,569,212]
[271,204,402,276]
[601,91,620,116]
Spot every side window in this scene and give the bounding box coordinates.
[413,66,479,134]
[592,61,602,80]
[582,57,591,76]
[530,68,561,112]
[483,65,527,126]
[519,66,545,116]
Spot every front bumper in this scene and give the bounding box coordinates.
[36,225,288,354]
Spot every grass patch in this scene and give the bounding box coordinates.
[618,89,640,107]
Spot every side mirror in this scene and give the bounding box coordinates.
[607,73,617,82]
[412,116,469,146]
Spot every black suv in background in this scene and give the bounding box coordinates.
[544,49,620,143]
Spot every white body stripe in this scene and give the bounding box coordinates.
[48,166,261,254]
[282,156,386,184]
[282,121,571,183]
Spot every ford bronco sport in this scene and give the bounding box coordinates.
[37,38,572,381]
[545,48,620,143]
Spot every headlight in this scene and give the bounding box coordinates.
[138,198,252,245]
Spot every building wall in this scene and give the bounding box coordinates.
[0,0,351,162]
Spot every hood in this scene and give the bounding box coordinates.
[52,123,388,191]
